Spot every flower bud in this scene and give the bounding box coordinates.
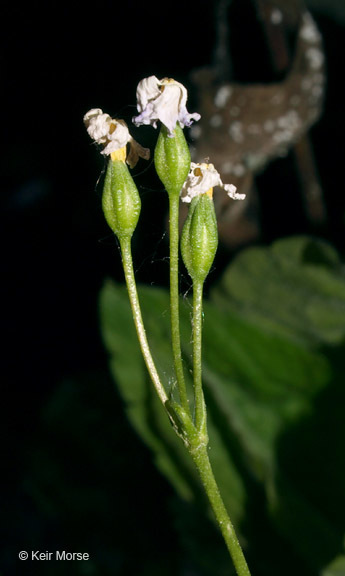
[181,193,218,284]
[102,158,141,240]
[154,124,191,197]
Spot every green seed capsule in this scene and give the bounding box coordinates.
[102,158,141,240]
[181,194,218,284]
[154,124,191,197]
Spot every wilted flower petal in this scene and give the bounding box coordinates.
[181,162,246,203]
[83,108,150,167]
[126,138,150,169]
[133,76,200,135]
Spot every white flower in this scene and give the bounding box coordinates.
[181,162,246,203]
[132,76,201,135]
[83,108,150,167]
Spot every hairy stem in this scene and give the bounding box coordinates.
[169,194,190,413]
[192,280,205,430]
[120,237,168,406]
[190,279,250,575]
[190,443,251,576]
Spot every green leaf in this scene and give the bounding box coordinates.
[322,555,345,576]
[211,236,345,344]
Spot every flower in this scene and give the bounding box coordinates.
[180,162,246,203]
[132,76,201,135]
[83,108,150,168]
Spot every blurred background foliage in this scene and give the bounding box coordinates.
[100,236,345,576]
[2,0,345,575]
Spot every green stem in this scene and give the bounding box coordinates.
[120,236,168,407]
[169,194,190,413]
[192,280,205,431]
[190,281,251,575]
[190,443,251,576]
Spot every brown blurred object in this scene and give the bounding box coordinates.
[187,0,326,249]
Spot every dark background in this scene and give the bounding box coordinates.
[1,0,344,574]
